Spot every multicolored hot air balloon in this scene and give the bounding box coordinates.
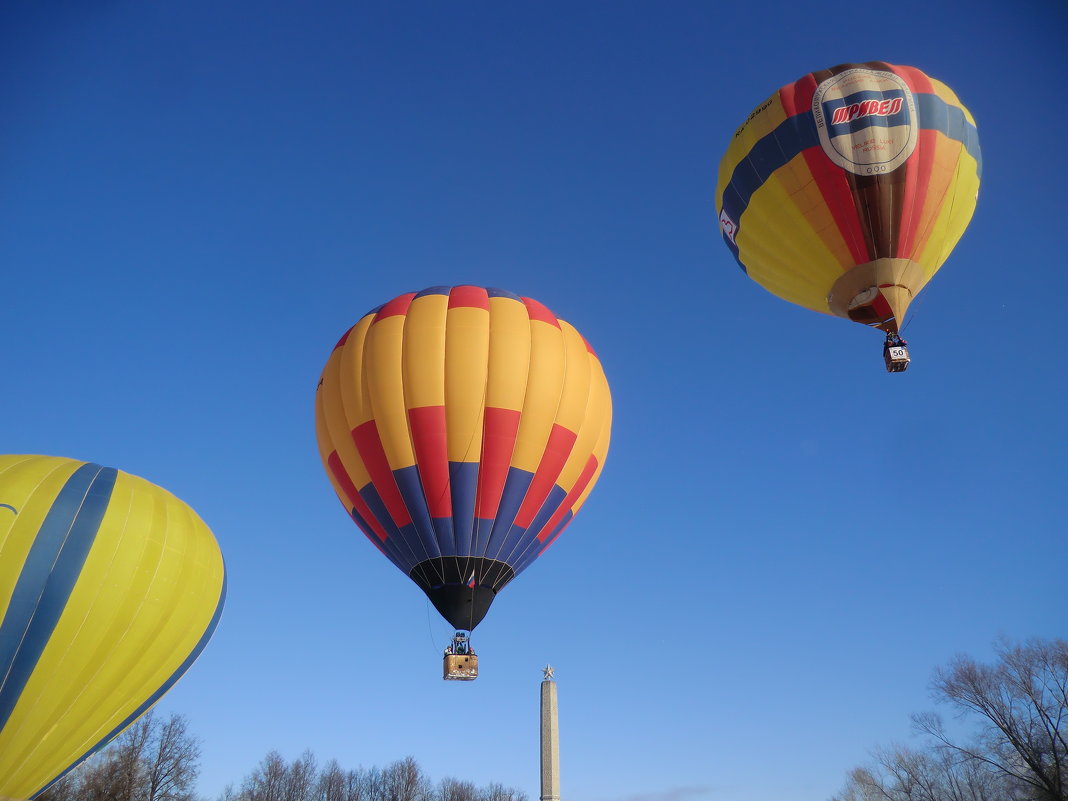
[715,62,981,371]
[315,286,611,678]
[0,455,226,800]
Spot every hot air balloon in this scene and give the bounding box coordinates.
[0,455,226,800]
[715,62,981,371]
[315,286,611,679]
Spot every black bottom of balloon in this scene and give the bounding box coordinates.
[409,557,515,631]
[425,585,496,631]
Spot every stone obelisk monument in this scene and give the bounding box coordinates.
[540,665,560,801]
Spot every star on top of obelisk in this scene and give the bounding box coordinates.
[542,664,555,680]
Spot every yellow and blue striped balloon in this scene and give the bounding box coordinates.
[315,286,612,632]
[716,62,981,334]
[0,455,226,801]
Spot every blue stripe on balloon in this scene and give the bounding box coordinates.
[448,462,479,556]
[486,287,522,301]
[356,484,415,572]
[471,516,495,557]
[348,505,410,574]
[0,463,115,733]
[393,465,443,560]
[916,93,982,178]
[496,484,570,570]
[493,523,530,569]
[524,485,568,547]
[395,522,422,559]
[719,111,820,268]
[33,569,228,799]
[430,514,456,557]
[513,508,574,575]
[484,467,535,559]
[720,91,981,269]
[348,505,377,544]
[414,286,452,298]
[548,509,574,543]
[511,538,540,576]
[512,545,540,576]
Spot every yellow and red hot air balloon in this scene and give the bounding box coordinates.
[0,455,226,801]
[715,62,981,371]
[315,286,611,679]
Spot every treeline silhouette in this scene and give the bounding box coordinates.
[39,714,527,801]
[830,637,1067,801]
[220,752,527,801]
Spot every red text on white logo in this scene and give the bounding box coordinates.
[831,97,903,125]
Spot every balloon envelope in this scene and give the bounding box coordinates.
[315,286,612,631]
[716,62,981,333]
[0,455,226,801]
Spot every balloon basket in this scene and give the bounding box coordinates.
[883,336,910,373]
[444,653,478,681]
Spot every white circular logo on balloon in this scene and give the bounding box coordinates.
[812,68,918,176]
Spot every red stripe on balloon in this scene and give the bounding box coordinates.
[475,407,522,519]
[333,326,354,351]
[373,292,415,323]
[513,424,578,529]
[871,292,893,320]
[778,72,816,119]
[408,405,451,518]
[522,297,561,328]
[448,285,490,310]
[889,63,934,95]
[886,65,934,260]
[327,451,390,542]
[351,420,413,527]
[782,69,880,266]
[801,146,871,265]
[536,454,599,543]
[895,128,937,258]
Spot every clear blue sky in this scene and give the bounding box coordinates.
[3,2,1065,801]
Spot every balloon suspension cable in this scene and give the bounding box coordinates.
[426,597,444,654]
[900,270,933,336]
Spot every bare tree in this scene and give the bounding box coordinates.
[37,713,199,801]
[225,752,523,801]
[110,713,154,801]
[831,743,1013,801]
[916,638,1067,801]
[381,757,430,801]
[316,760,347,801]
[437,778,477,801]
[475,783,526,801]
[79,754,128,801]
[283,751,318,801]
[243,750,289,801]
[343,768,366,801]
[359,766,384,801]
[831,639,1067,801]
[36,769,79,801]
[145,714,201,801]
